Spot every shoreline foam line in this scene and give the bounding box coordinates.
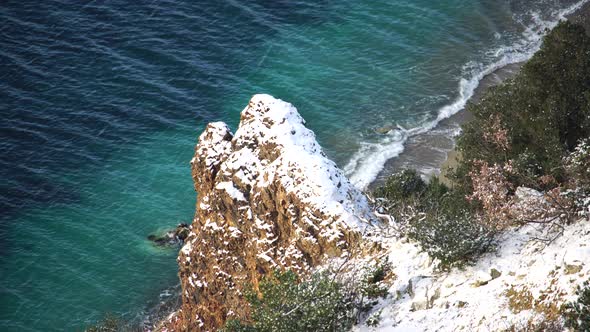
[344,0,589,190]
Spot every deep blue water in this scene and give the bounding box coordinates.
[1,0,586,330]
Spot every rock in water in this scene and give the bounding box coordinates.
[162,94,375,331]
[148,224,191,248]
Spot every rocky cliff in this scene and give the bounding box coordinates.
[162,94,375,331]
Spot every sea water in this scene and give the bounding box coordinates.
[0,0,586,330]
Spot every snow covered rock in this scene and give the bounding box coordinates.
[163,94,375,331]
[408,277,440,311]
[355,219,590,332]
[515,187,544,201]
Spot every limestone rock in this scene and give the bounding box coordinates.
[162,94,375,331]
[409,277,439,311]
[490,268,502,280]
[456,300,468,308]
[565,263,583,275]
[515,187,543,201]
[472,271,493,287]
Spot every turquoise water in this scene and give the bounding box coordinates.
[1,1,586,330]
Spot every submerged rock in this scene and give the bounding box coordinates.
[148,224,191,247]
[162,94,375,331]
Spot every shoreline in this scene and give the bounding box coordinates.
[367,62,523,190]
[368,1,590,189]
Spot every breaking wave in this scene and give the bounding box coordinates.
[344,0,588,190]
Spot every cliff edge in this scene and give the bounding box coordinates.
[162,94,375,331]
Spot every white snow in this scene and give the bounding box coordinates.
[354,219,590,331]
[197,94,376,244]
[216,181,246,202]
[228,94,375,233]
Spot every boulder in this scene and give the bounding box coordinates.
[148,223,191,247]
[564,263,583,275]
[490,268,502,280]
[409,277,439,311]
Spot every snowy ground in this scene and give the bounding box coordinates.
[354,219,589,331]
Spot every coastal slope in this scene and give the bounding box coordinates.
[161,91,588,331]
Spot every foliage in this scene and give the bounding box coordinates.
[365,309,382,327]
[222,270,356,332]
[505,286,535,314]
[223,259,395,332]
[407,204,495,270]
[466,160,515,229]
[564,139,590,188]
[563,279,590,332]
[375,171,495,269]
[355,259,392,311]
[457,21,590,189]
[374,169,427,203]
[505,319,563,332]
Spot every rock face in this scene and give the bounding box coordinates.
[163,94,374,331]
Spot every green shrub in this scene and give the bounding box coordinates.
[375,171,495,269]
[374,169,427,203]
[357,259,391,310]
[563,279,590,331]
[407,206,495,270]
[223,261,395,332]
[365,309,382,327]
[564,139,590,188]
[222,270,356,332]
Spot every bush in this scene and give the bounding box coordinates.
[223,260,396,332]
[375,171,495,269]
[356,259,391,310]
[563,279,590,331]
[407,205,495,270]
[505,319,563,332]
[374,169,427,203]
[365,309,382,327]
[222,270,356,332]
[564,139,590,188]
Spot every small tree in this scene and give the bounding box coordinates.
[223,270,355,332]
[375,170,495,269]
[564,139,590,188]
[373,169,426,203]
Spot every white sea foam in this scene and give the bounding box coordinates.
[344,0,588,190]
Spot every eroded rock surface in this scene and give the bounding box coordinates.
[162,94,375,331]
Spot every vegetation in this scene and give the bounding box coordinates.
[222,270,354,332]
[563,279,590,332]
[456,21,590,189]
[505,286,535,314]
[375,170,494,269]
[505,319,563,332]
[374,21,590,268]
[365,309,382,327]
[223,263,392,332]
[564,138,590,188]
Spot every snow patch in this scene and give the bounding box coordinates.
[355,219,590,331]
